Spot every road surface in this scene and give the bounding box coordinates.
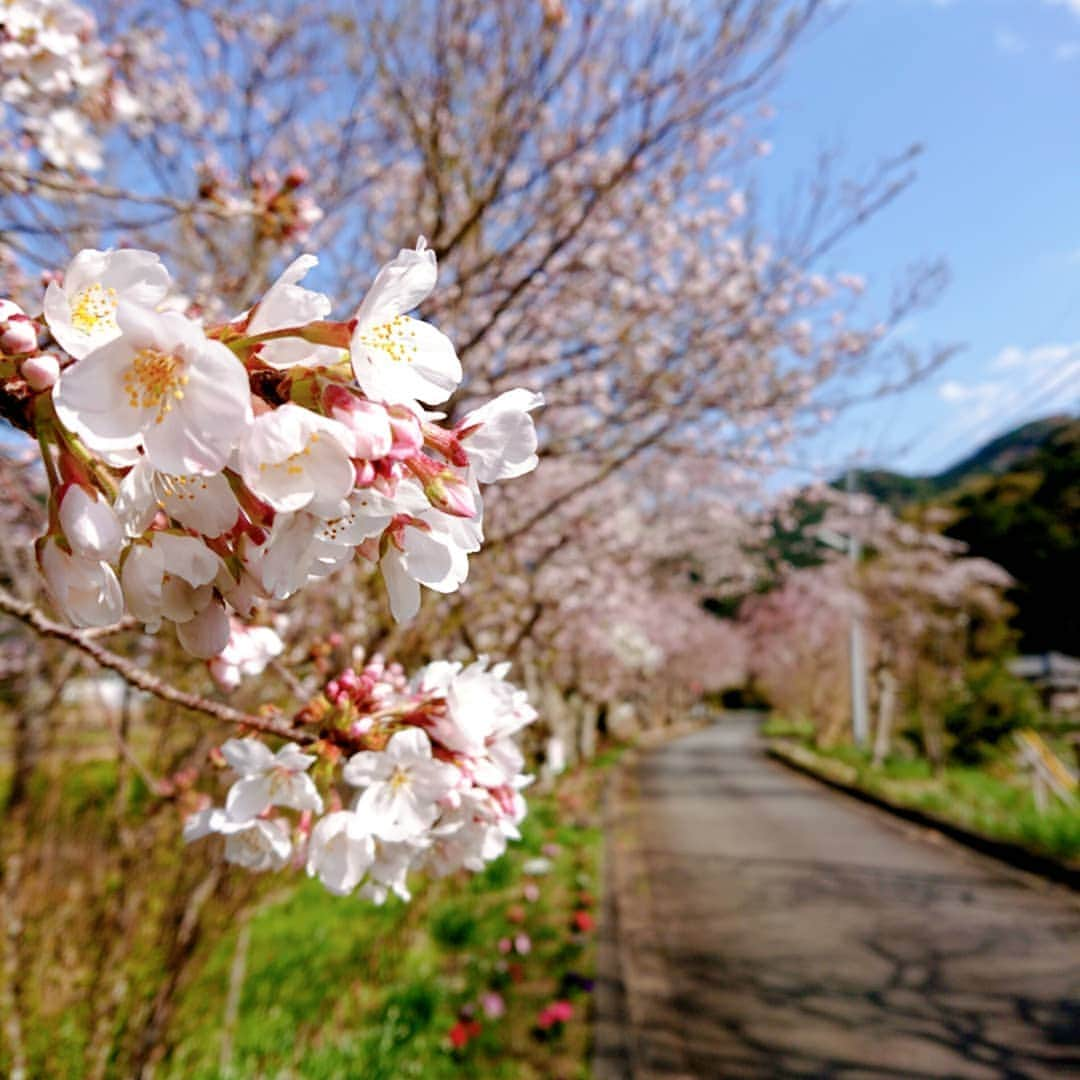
[601,715,1080,1078]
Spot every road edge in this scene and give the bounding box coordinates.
[767,740,1079,893]
[593,723,706,1080]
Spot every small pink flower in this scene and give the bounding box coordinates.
[537,1000,574,1031]
[497,937,512,955]
[480,992,505,1019]
[523,882,540,903]
[514,933,531,956]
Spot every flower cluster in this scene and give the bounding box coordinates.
[2,241,541,656]
[0,0,136,173]
[185,655,537,902]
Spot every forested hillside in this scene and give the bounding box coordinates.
[848,415,1078,654]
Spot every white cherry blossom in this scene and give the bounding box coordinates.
[458,388,544,482]
[58,483,123,563]
[221,738,323,820]
[43,248,170,359]
[120,531,222,632]
[175,598,231,658]
[344,727,458,841]
[237,403,354,516]
[381,484,482,622]
[350,238,462,406]
[184,809,292,872]
[247,254,342,370]
[417,657,537,759]
[209,621,285,692]
[115,456,240,539]
[39,536,123,627]
[54,303,252,475]
[306,809,377,896]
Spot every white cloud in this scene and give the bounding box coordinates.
[1046,0,1080,18]
[994,28,1027,55]
[939,380,997,404]
[991,342,1076,371]
[1055,40,1080,60]
[937,342,1080,434]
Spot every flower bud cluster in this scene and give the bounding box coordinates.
[185,656,537,902]
[2,240,542,656]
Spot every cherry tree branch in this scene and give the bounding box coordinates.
[0,589,312,743]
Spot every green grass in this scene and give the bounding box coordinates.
[161,767,608,1079]
[789,739,1080,862]
[759,716,817,741]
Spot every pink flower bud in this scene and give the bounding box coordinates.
[1,305,38,355]
[20,353,59,390]
[386,406,423,460]
[325,385,394,459]
[406,454,477,518]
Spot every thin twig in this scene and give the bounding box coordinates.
[0,589,312,743]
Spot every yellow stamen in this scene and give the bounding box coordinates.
[70,283,118,335]
[356,315,419,364]
[122,348,190,424]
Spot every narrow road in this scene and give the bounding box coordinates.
[605,715,1080,1079]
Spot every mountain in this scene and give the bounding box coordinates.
[844,415,1079,655]
[844,415,1075,512]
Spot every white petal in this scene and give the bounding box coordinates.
[221,737,276,776]
[225,775,273,821]
[175,599,230,658]
[59,485,123,563]
[354,242,437,328]
[381,548,421,622]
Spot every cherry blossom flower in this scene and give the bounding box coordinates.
[115,456,240,539]
[306,809,377,895]
[380,482,482,622]
[221,737,323,820]
[38,536,123,627]
[247,254,342,370]
[43,248,170,360]
[457,388,544,482]
[175,597,231,658]
[54,303,252,475]
[184,809,292,871]
[58,484,122,563]
[120,531,222,632]
[208,620,284,692]
[238,403,354,516]
[418,657,537,759]
[344,727,458,841]
[350,238,462,406]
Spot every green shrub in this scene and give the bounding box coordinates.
[942,661,1045,764]
[429,902,478,949]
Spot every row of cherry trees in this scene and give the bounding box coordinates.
[0,1,959,1074]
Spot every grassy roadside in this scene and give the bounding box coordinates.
[763,720,1080,865]
[161,752,622,1079]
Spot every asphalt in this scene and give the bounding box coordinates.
[596,715,1080,1079]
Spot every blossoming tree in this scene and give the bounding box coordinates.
[0,0,953,1073]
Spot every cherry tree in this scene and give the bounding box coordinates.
[740,489,1014,756]
[0,1,953,1071]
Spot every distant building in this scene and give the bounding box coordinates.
[1008,652,1080,716]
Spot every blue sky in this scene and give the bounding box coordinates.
[760,0,1080,480]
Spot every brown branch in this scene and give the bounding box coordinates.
[0,589,312,744]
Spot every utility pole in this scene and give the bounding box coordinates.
[847,469,870,747]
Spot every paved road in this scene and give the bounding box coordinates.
[605,716,1080,1079]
